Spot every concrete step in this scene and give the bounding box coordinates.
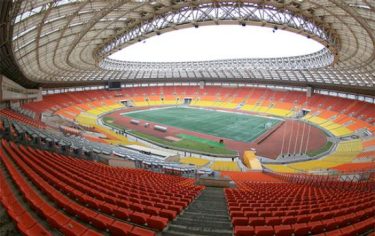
[166,225,233,236]
[173,219,232,229]
[181,212,230,221]
[162,187,233,236]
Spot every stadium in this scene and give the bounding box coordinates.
[0,0,374,236]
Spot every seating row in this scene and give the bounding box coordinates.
[225,182,375,236]
[0,139,203,235]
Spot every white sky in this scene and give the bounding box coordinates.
[109,25,324,62]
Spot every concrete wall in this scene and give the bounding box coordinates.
[0,74,41,102]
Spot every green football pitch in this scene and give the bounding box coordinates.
[123,107,281,142]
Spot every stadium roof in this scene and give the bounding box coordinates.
[0,0,374,95]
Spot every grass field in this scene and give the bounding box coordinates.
[130,131,237,155]
[102,116,237,155]
[123,107,281,142]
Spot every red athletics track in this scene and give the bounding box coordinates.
[105,107,327,159]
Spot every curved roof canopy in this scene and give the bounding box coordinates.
[0,0,374,95]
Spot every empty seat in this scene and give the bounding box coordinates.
[234,225,255,236]
[255,225,274,236]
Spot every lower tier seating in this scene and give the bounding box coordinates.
[226,182,375,236]
[0,139,204,235]
[265,139,364,173]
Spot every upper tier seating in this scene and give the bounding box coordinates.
[22,86,375,137]
[332,162,375,172]
[17,86,375,173]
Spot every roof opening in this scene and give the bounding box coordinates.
[109,25,324,62]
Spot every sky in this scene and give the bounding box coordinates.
[109,25,324,62]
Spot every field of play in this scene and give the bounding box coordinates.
[123,107,281,142]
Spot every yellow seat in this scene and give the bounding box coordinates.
[264,164,298,173]
[180,157,209,167]
[194,100,216,107]
[266,139,363,173]
[210,161,240,171]
[266,108,292,117]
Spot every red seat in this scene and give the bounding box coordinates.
[78,208,98,224]
[20,222,52,236]
[113,207,132,220]
[272,211,285,217]
[116,199,130,208]
[91,213,115,230]
[285,210,297,216]
[174,201,188,208]
[234,225,255,236]
[296,215,310,223]
[155,202,168,209]
[322,218,338,231]
[46,211,70,230]
[60,220,88,236]
[282,216,297,224]
[39,202,57,218]
[129,226,156,236]
[143,206,160,216]
[230,211,244,218]
[307,221,325,234]
[64,201,84,216]
[159,209,176,220]
[336,214,356,227]
[265,216,282,226]
[292,223,310,236]
[15,211,37,230]
[6,201,25,218]
[129,202,144,212]
[324,229,344,236]
[248,217,265,226]
[146,215,168,231]
[26,194,43,211]
[229,207,242,212]
[129,211,150,225]
[310,213,323,221]
[109,221,133,236]
[274,225,293,236]
[99,202,118,215]
[258,211,272,217]
[255,225,274,236]
[82,229,103,236]
[232,217,249,226]
[243,211,258,217]
[353,217,375,234]
[85,198,102,209]
[338,225,357,236]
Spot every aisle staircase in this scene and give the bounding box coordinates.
[162,187,232,236]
